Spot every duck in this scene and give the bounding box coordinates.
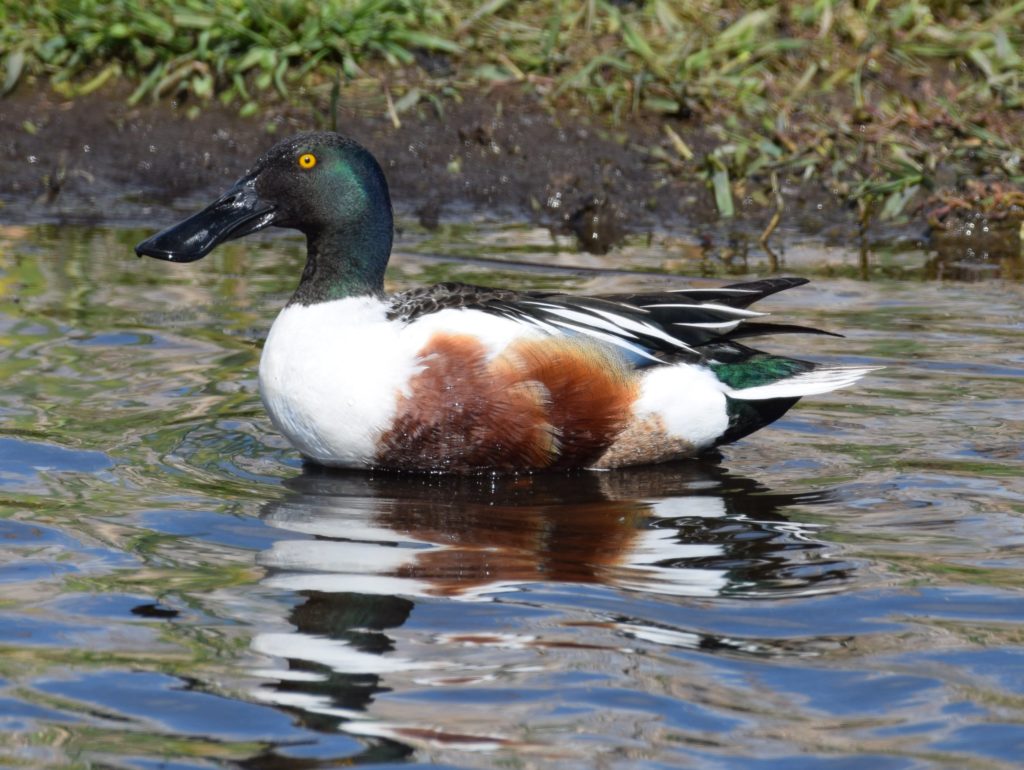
[136,131,876,474]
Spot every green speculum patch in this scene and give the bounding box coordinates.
[710,355,812,389]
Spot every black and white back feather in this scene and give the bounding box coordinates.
[386,277,838,367]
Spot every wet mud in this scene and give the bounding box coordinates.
[0,88,852,243]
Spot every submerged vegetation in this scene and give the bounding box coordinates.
[2,0,1024,225]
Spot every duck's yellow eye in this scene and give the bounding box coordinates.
[298,153,317,170]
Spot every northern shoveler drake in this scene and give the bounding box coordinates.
[136,132,876,474]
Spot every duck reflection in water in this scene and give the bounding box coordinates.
[247,462,853,752]
[260,460,846,599]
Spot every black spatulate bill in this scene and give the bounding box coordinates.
[135,173,277,262]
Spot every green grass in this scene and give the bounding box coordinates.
[3,0,1024,220]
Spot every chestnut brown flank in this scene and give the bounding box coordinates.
[499,338,637,468]
[377,334,554,472]
[376,333,637,472]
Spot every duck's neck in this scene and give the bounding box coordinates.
[289,219,392,306]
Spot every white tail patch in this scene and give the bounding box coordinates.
[728,365,882,400]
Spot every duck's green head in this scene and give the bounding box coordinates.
[136,132,394,300]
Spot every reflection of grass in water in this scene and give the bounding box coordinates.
[823,438,1022,479]
[897,458,1024,479]
[864,554,1024,592]
[0,225,276,455]
[0,646,193,681]
[5,218,1005,291]
[0,722,267,765]
[0,224,281,734]
[403,220,980,281]
[1,561,265,693]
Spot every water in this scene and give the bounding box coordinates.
[1,221,1023,769]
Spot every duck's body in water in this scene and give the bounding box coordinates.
[137,132,876,473]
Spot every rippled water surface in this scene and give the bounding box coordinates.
[2,222,1023,769]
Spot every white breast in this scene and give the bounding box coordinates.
[258,298,414,467]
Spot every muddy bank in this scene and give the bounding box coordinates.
[0,89,860,237]
[0,85,1009,266]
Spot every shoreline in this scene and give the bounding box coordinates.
[0,84,1019,272]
